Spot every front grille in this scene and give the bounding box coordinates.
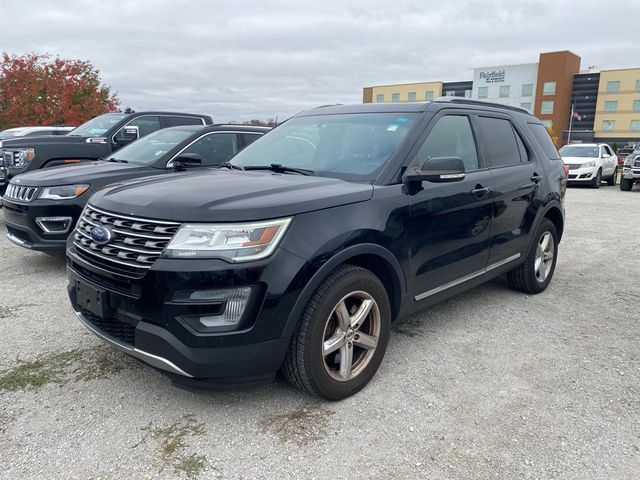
[73,204,180,273]
[634,158,640,168]
[83,310,136,346]
[565,164,582,170]
[4,183,38,202]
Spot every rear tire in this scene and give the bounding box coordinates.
[620,177,633,191]
[282,265,391,400]
[507,219,558,294]
[591,169,601,188]
[606,168,617,186]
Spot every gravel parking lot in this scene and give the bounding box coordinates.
[0,185,638,479]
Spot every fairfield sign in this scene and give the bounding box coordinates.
[479,70,506,83]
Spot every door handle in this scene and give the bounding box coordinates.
[530,173,543,183]
[471,185,490,196]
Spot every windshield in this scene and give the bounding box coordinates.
[559,145,599,158]
[0,128,26,140]
[231,113,417,181]
[108,128,196,165]
[69,113,128,137]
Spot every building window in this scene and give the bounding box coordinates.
[478,87,488,98]
[520,102,532,111]
[631,120,640,131]
[633,99,640,112]
[499,86,510,98]
[445,91,455,97]
[392,93,400,102]
[604,101,618,112]
[408,92,416,102]
[606,81,620,92]
[464,89,471,98]
[636,80,640,91]
[376,94,384,103]
[425,90,434,101]
[542,120,553,128]
[541,100,554,114]
[543,82,556,95]
[601,120,615,131]
[522,84,533,97]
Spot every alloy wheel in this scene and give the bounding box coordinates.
[534,231,554,283]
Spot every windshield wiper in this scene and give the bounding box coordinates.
[106,157,127,163]
[215,162,244,171]
[244,163,315,176]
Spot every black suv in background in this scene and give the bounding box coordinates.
[0,111,213,193]
[2,125,268,252]
[66,98,566,400]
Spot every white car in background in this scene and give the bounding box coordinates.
[559,143,617,188]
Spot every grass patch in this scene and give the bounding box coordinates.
[0,303,37,319]
[174,453,208,479]
[261,405,334,446]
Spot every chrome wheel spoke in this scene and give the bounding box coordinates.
[539,233,550,252]
[534,257,542,274]
[335,300,351,331]
[323,332,345,356]
[339,344,353,380]
[350,298,374,330]
[354,332,377,350]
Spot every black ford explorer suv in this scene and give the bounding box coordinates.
[0,111,213,193]
[2,125,268,252]
[66,98,566,400]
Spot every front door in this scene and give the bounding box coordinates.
[407,113,493,299]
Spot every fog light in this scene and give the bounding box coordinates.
[35,216,73,234]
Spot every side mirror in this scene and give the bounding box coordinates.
[403,156,466,184]
[172,153,202,171]
[115,125,139,146]
[602,153,610,158]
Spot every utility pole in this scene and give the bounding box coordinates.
[567,103,574,144]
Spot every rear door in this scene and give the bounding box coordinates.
[474,114,540,267]
[407,111,493,299]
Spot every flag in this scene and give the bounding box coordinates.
[573,111,582,121]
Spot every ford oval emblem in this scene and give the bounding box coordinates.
[90,225,112,245]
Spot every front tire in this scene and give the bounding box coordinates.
[282,265,391,400]
[591,169,602,188]
[620,177,633,191]
[606,168,617,186]
[507,219,558,294]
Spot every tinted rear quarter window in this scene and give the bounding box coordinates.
[243,133,262,146]
[166,116,205,127]
[528,123,560,159]
[477,117,525,167]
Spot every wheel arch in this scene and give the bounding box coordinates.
[543,204,564,242]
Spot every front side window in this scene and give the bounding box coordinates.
[604,101,617,112]
[109,128,195,165]
[559,145,599,158]
[242,133,262,146]
[113,116,162,143]
[416,116,478,172]
[477,117,526,167]
[478,87,488,99]
[425,90,434,101]
[543,82,556,95]
[541,101,554,114]
[606,81,620,92]
[499,86,510,98]
[522,84,533,97]
[178,132,238,166]
[601,120,615,131]
[68,113,128,137]
[392,93,400,102]
[408,92,417,102]
[231,113,417,181]
[376,94,384,103]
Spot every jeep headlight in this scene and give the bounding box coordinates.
[581,160,596,168]
[165,218,292,262]
[39,184,90,200]
[12,148,36,168]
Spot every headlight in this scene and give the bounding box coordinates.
[165,217,292,262]
[625,156,636,167]
[581,160,596,168]
[12,148,36,168]
[39,184,90,200]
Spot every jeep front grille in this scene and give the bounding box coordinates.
[73,204,181,273]
[4,183,38,202]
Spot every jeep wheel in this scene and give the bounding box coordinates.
[606,169,617,186]
[591,169,601,188]
[282,265,391,400]
[620,177,633,191]
[507,219,558,294]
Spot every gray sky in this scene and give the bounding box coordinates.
[1,0,638,122]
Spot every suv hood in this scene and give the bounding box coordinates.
[8,161,153,187]
[1,135,89,148]
[91,170,374,222]
[561,156,597,164]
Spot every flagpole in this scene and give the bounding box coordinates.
[568,103,574,144]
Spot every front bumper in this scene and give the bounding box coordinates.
[567,167,597,182]
[66,243,312,385]
[622,167,640,180]
[2,199,82,251]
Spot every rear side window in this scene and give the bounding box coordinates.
[166,116,205,127]
[417,115,479,172]
[528,123,560,159]
[477,117,526,167]
[242,133,262,146]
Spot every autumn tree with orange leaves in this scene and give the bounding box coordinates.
[0,53,120,129]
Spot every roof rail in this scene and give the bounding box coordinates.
[432,97,530,114]
[314,104,343,109]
